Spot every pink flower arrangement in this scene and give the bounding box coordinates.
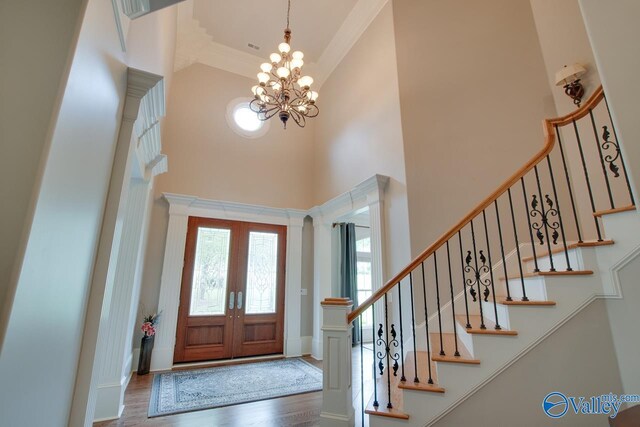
[140,312,160,337]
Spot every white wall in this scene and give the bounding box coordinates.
[433,300,624,427]
[0,1,177,426]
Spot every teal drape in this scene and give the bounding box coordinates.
[339,223,361,345]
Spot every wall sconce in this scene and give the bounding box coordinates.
[555,63,587,107]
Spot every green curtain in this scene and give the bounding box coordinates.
[339,223,361,345]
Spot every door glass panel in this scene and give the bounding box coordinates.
[189,227,231,316]
[245,232,279,314]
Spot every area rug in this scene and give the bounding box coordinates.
[148,358,323,417]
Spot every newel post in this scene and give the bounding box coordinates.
[320,298,355,427]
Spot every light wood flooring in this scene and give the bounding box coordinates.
[94,348,374,427]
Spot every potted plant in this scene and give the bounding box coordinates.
[137,312,160,375]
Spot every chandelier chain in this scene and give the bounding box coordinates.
[286,0,291,30]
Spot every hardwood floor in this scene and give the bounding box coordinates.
[94,349,373,427]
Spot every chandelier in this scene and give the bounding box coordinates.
[250,0,318,129]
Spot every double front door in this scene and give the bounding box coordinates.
[174,217,287,363]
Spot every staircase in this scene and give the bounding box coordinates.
[320,86,639,427]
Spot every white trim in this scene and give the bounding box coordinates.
[309,175,389,359]
[152,194,307,371]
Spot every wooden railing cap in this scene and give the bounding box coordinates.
[321,298,353,307]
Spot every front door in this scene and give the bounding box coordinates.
[174,217,287,363]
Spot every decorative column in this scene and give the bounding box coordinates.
[320,298,355,427]
[151,196,191,371]
[311,211,333,360]
[284,213,305,356]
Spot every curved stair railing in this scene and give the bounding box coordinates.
[341,86,636,424]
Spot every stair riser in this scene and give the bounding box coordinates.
[481,300,511,330]
[502,276,547,301]
[524,247,582,272]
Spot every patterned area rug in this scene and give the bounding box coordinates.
[148,358,323,417]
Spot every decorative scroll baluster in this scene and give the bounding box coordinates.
[445,241,460,356]
[420,262,435,384]
[573,119,603,241]
[603,94,635,205]
[555,125,583,243]
[433,251,446,355]
[408,272,419,383]
[546,155,572,271]
[458,231,472,328]
[590,111,615,209]
[531,165,559,271]
[467,220,487,329]
[521,177,540,272]
[396,281,406,382]
[482,210,501,329]
[508,188,528,301]
[376,294,399,409]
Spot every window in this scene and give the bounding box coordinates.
[226,98,270,138]
[355,227,372,326]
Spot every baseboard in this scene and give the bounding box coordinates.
[94,377,127,421]
[301,336,313,355]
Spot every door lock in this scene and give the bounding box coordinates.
[237,291,243,310]
[228,291,235,310]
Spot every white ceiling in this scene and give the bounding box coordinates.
[193,0,358,63]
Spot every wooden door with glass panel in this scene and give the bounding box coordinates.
[174,217,286,363]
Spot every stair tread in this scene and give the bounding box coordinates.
[429,332,480,364]
[490,295,557,306]
[521,240,614,262]
[365,374,410,419]
[593,205,635,217]
[399,350,446,391]
[500,270,594,281]
[456,315,518,335]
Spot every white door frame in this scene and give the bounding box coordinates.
[152,194,306,371]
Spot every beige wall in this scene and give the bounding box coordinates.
[433,299,624,427]
[138,63,315,332]
[313,2,412,278]
[0,2,177,425]
[393,0,557,258]
[0,0,85,333]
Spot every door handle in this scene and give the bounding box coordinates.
[237,291,243,310]
[228,291,235,310]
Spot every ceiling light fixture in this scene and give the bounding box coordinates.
[250,0,318,129]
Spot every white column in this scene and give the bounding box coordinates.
[311,214,333,360]
[94,178,152,420]
[368,197,387,326]
[151,207,189,371]
[320,298,355,427]
[284,215,304,356]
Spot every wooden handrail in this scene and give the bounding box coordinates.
[348,86,605,323]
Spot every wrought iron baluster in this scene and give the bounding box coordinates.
[420,262,434,384]
[494,200,512,301]
[589,110,615,209]
[433,251,446,354]
[408,272,419,383]
[445,241,460,356]
[359,315,364,427]
[376,293,399,409]
[508,188,529,301]
[482,210,501,329]
[521,177,540,272]
[546,155,572,271]
[572,119,603,241]
[603,94,635,205]
[555,124,583,243]
[532,165,558,271]
[458,231,472,328]
[467,219,486,329]
[372,301,378,408]
[396,281,406,382]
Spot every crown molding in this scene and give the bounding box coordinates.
[174,0,388,87]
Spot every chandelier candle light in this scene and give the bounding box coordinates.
[250,0,318,128]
